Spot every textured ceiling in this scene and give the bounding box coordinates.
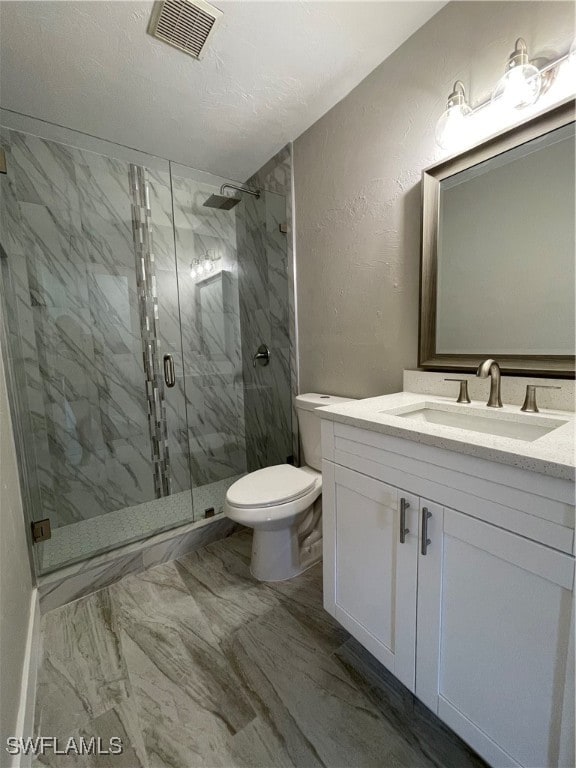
[0,1,445,179]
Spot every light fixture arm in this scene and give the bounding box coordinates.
[507,38,530,71]
[446,81,468,109]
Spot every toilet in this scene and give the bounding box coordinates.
[224,393,354,581]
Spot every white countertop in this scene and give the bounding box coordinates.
[318,391,576,482]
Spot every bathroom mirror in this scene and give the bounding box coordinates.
[419,98,575,377]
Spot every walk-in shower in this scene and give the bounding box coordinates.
[0,118,296,580]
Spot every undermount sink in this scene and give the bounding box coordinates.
[381,402,567,442]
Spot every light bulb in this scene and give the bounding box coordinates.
[562,39,576,87]
[546,39,576,102]
[491,38,541,110]
[435,81,472,150]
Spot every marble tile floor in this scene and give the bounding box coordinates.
[39,476,244,573]
[35,529,488,768]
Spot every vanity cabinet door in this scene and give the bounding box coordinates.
[322,461,418,690]
[416,504,575,768]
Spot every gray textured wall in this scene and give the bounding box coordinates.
[293,1,574,398]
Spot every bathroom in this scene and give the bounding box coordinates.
[0,1,574,766]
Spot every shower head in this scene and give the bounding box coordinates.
[203,183,261,210]
[203,194,241,210]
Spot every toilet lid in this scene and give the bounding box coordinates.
[226,465,317,508]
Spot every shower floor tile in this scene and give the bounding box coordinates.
[39,475,244,573]
[35,530,488,768]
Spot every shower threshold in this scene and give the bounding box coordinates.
[37,475,243,575]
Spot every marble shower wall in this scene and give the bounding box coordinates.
[237,145,297,471]
[0,128,193,531]
[171,172,247,487]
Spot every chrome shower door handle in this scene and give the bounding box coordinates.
[421,507,432,556]
[163,354,175,388]
[399,498,410,544]
[253,344,270,368]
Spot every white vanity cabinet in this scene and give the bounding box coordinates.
[322,462,419,690]
[417,504,574,768]
[321,419,575,768]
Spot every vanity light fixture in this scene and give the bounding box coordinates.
[435,37,574,150]
[435,81,473,149]
[491,38,542,110]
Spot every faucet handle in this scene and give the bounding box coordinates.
[520,384,561,413]
[444,378,471,404]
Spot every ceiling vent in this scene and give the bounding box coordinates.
[148,0,223,60]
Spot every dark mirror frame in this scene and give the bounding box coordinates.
[418,97,575,378]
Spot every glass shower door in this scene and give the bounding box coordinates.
[0,127,195,574]
[169,167,294,517]
[170,167,248,512]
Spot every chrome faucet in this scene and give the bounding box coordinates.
[476,359,503,408]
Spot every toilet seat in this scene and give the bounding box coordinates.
[226,465,316,508]
[225,465,322,528]
[223,393,356,582]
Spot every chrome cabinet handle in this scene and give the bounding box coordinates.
[163,354,175,388]
[421,507,432,556]
[399,498,410,544]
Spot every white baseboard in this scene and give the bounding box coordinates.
[11,588,40,768]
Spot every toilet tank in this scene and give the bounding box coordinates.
[295,393,356,471]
